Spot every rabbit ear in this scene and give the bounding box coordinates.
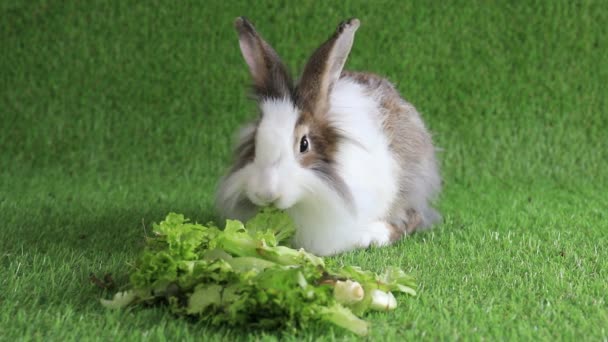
[234,17,293,100]
[295,18,360,114]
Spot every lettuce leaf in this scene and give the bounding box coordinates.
[101,208,416,336]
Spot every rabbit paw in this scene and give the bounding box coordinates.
[358,221,396,248]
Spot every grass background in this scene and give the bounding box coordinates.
[1,0,607,340]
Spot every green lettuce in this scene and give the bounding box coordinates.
[101,208,416,336]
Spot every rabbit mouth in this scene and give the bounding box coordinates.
[247,190,295,210]
[245,199,292,213]
[247,191,279,207]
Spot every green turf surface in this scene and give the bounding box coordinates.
[2,0,607,340]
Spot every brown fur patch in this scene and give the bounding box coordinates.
[295,42,332,114]
[229,123,258,173]
[405,209,423,233]
[295,111,340,167]
[341,70,385,88]
[383,209,422,244]
[385,222,405,243]
[294,111,354,208]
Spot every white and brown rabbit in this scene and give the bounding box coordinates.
[216,17,441,256]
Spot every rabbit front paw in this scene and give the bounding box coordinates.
[357,221,399,248]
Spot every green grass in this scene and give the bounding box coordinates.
[1,0,607,340]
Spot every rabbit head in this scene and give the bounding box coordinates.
[216,17,361,220]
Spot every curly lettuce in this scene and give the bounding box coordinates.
[101,208,416,336]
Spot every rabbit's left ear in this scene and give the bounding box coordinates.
[234,17,293,100]
[295,18,360,115]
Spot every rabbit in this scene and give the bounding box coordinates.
[216,17,441,256]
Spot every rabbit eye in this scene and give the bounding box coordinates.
[299,135,309,153]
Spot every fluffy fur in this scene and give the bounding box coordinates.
[216,17,441,256]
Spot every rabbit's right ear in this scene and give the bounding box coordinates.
[234,17,293,100]
[295,18,360,115]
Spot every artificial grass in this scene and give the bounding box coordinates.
[1,0,607,340]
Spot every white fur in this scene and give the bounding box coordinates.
[289,79,400,255]
[247,99,303,208]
